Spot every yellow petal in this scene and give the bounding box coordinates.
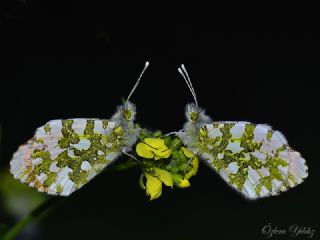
[162,149,172,158]
[185,156,199,179]
[192,156,199,172]
[179,178,190,188]
[144,138,166,149]
[145,172,162,200]
[172,174,191,188]
[181,147,194,158]
[136,143,154,158]
[152,168,173,187]
[142,138,172,160]
[154,149,172,159]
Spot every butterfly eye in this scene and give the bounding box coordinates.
[190,111,198,122]
[199,126,208,137]
[123,109,132,120]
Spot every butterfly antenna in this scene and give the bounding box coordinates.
[125,61,150,108]
[178,68,196,104]
[181,64,198,107]
[178,64,199,108]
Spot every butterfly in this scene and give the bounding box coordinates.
[10,62,150,196]
[176,64,308,199]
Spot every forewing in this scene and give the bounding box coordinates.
[197,121,308,199]
[10,119,125,196]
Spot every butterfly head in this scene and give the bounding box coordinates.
[186,103,211,126]
[186,103,199,122]
[123,109,132,121]
[110,101,138,153]
[177,103,210,151]
[122,101,136,121]
[112,101,136,124]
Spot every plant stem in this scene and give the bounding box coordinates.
[105,159,139,172]
[2,197,63,240]
[2,159,138,240]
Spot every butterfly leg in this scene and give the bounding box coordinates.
[183,153,197,175]
[164,130,183,136]
[122,151,142,165]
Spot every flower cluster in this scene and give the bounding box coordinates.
[134,130,199,200]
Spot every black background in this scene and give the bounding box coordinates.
[1,2,319,240]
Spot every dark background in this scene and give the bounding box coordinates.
[1,2,319,240]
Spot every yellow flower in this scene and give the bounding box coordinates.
[145,173,162,200]
[136,138,172,160]
[172,174,190,188]
[144,168,173,200]
[135,135,200,200]
[170,147,198,189]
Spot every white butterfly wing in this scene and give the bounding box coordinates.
[10,119,126,196]
[197,121,308,199]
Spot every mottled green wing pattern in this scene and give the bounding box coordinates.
[10,119,125,196]
[198,122,308,199]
